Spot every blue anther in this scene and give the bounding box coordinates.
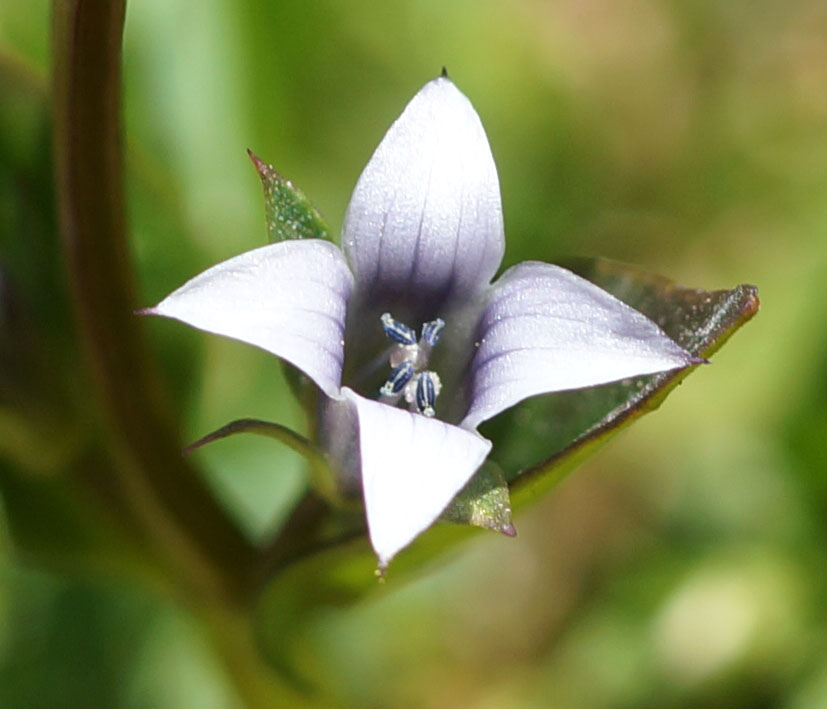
[415,371,438,417]
[380,313,417,345]
[421,318,445,347]
[380,360,415,396]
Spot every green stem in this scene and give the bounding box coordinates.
[51,0,257,605]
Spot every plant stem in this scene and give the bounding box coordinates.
[52,0,257,605]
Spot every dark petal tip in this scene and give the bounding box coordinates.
[135,307,156,316]
[500,523,518,538]
[440,66,449,78]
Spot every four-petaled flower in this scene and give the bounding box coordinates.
[144,76,697,568]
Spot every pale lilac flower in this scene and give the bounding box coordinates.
[144,76,697,568]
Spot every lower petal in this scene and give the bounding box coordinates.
[341,387,492,568]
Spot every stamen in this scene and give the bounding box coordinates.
[378,313,445,418]
[379,360,415,396]
[381,313,417,345]
[421,318,445,347]
[414,371,441,417]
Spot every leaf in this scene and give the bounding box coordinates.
[248,150,331,243]
[476,257,759,501]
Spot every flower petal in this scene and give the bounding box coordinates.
[462,262,698,429]
[144,240,353,398]
[341,387,492,568]
[342,77,504,310]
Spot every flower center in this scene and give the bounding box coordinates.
[378,313,444,417]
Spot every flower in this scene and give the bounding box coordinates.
[143,76,697,568]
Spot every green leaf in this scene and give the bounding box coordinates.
[477,257,759,502]
[248,150,331,243]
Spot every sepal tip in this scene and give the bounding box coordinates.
[246,147,267,174]
[247,148,287,185]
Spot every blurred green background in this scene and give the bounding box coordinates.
[1,0,825,706]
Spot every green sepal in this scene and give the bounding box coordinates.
[185,418,337,502]
[248,150,331,243]
[441,461,515,536]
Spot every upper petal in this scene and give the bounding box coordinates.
[462,262,698,429]
[144,240,353,398]
[341,387,492,568]
[342,77,504,311]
